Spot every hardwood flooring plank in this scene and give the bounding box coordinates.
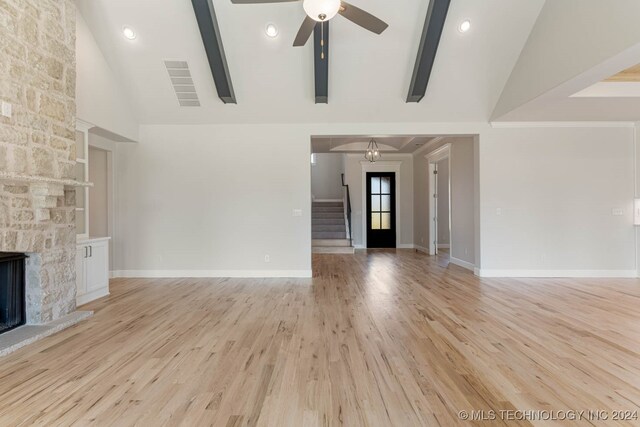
[0,250,639,426]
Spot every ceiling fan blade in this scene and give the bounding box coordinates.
[231,0,297,3]
[293,16,317,47]
[338,1,388,34]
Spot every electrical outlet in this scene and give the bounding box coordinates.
[1,101,11,118]
[292,209,302,217]
[264,255,270,263]
[496,208,502,216]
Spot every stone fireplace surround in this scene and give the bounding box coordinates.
[0,0,92,353]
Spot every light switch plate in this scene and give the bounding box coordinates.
[1,101,11,118]
[292,209,302,217]
[612,208,624,216]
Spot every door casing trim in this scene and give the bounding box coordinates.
[360,161,402,249]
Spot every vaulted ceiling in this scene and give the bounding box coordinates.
[76,0,545,125]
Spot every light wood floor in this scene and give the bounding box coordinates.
[1,250,640,426]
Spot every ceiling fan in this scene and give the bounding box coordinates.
[230,0,389,47]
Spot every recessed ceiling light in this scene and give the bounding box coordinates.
[123,26,136,40]
[265,23,278,38]
[458,20,471,33]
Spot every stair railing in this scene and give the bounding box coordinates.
[341,173,353,247]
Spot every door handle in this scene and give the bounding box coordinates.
[89,246,92,257]
[84,246,88,258]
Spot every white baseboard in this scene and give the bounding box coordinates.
[476,269,638,278]
[437,243,450,249]
[313,199,342,202]
[111,270,313,279]
[414,245,429,254]
[352,244,418,250]
[449,257,475,271]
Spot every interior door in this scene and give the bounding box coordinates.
[366,172,396,248]
[432,164,438,255]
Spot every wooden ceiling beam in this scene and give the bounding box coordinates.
[191,0,236,104]
[406,0,450,103]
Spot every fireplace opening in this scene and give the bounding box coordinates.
[0,253,27,335]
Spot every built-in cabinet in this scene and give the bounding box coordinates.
[75,120,110,306]
[76,237,110,306]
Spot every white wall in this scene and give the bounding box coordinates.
[436,159,450,245]
[105,120,639,278]
[414,138,476,265]
[344,154,413,248]
[311,154,344,200]
[479,126,636,276]
[88,146,108,238]
[112,124,311,277]
[76,11,139,141]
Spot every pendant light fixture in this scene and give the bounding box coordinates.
[364,139,381,163]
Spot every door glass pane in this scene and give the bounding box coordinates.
[371,195,380,211]
[371,177,380,194]
[381,195,391,212]
[381,213,391,230]
[381,177,391,194]
[371,213,381,230]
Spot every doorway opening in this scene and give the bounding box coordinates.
[426,144,451,257]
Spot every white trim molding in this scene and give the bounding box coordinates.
[476,269,637,278]
[313,199,342,203]
[360,160,403,249]
[111,270,313,278]
[397,244,416,249]
[414,245,429,254]
[437,243,450,249]
[489,121,636,129]
[425,144,452,256]
[449,257,475,271]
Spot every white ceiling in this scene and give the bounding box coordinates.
[76,0,545,125]
[311,135,437,153]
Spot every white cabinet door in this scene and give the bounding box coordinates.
[76,245,87,297]
[86,241,109,293]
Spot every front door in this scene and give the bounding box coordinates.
[366,172,396,248]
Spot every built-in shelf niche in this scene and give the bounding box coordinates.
[75,120,92,239]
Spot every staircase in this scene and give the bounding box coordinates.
[312,201,355,254]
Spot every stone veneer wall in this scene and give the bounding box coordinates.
[0,0,77,323]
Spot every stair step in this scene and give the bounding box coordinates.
[313,246,355,254]
[312,207,344,213]
[313,201,343,207]
[312,213,343,219]
[313,239,351,247]
[313,231,347,239]
[313,218,344,225]
[312,225,346,232]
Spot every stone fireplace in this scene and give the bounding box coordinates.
[1,0,80,327]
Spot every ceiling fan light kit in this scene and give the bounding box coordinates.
[230,0,388,47]
[303,0,341,21]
